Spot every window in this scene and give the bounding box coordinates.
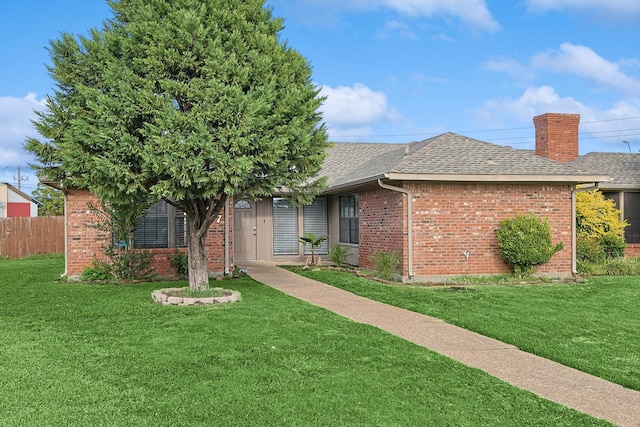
[603,191,640,244]
[339,194,359,244]
[234,200,251,209]
[134,201,187,249]
[624,192,640,244]
[273,198,299,255]
[303,198,328,255]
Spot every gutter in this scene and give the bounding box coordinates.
[64,191,68,277]
[572,183,600,275]
[377,179,414,279]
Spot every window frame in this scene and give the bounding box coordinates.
[303,198,329,255]
[133,200,187,249]
[272,197,299,255]
[339,193,359,245]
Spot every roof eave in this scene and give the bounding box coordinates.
[323,174,387,194]
[386,173,611,184]
[596,183,640,190]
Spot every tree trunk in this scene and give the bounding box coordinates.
[187,217,209,291]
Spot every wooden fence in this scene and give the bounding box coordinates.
[0,216,65,259]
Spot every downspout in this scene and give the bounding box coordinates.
[224,197,230,275]
[63,189,68,278]
[572,183,599,274]
[377,179,414,279]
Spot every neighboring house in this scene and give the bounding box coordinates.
[57,113,613,281]
[0,183,39,218]
[568,152,640,257]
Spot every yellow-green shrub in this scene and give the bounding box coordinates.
[576,190,628,261]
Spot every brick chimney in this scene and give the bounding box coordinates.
[534,113,580,162]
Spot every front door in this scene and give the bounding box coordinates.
[233,199,257,260]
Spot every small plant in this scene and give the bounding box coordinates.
[101,245,156,283]
[603,257,640,276]
[169,251,188,277]
[371,250,401,281]
[577,235,605,263]
[299,233,327,265]
[81,259,112,282]
[329,245,349,268]
[496,213,564,279]
[600,234,626,260]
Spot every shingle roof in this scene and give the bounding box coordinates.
[392,133,586,175]
[322,142,405,188]
[568,152,640,187]
[321,132,603,190]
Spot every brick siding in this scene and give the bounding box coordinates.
[625,244,640,257]
[358,188,407,272]
[65,188,232,279]
[358,182,573,279]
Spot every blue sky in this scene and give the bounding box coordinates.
[1,0,639,196]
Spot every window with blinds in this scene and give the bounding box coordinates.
[273,198,299,255]
[303,198,328,255]
[134,201,187,249]
[624,192,640,244]
[339,194,359,244]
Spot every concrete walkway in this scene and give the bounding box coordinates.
[239,261,640,427]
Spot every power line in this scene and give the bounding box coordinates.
[330,115,640,140]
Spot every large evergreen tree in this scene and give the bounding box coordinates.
[26,0,328,289]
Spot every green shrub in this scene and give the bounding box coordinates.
[577,236,605,263]
[81,259,112,282]
[329,245,349,268]
[603,257,640,276]
[371,250,401,281]
[169,251,188,277]
[600,234,626,260]
[496,213,564,278]
[576,260,604,277]
[101,245,156,282]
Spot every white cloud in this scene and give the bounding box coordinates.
[478,86,586,124]
[304,0,499,32]
[526,0,640,19]
[532,43,640,94]
[0,93,45,168]
[475,85,640,151]
[375,0,500,31]
[376,20,418,40]
[320,83,396,126]
[319,83,400,138]
[484,58,534,82]
[431,33,455,43]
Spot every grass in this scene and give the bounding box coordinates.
[0,255,610,426]
[287,266,640,391]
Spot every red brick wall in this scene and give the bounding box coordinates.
[66,189,110,277]
[534,113,580,163]
[65,189,232,279]
[204,206,231,274]
[358,188,407,272]
[625,244,640,257]
[357,182,574,279]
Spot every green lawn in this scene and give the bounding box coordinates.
[0,255,609,426]
[288,267,640,391]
